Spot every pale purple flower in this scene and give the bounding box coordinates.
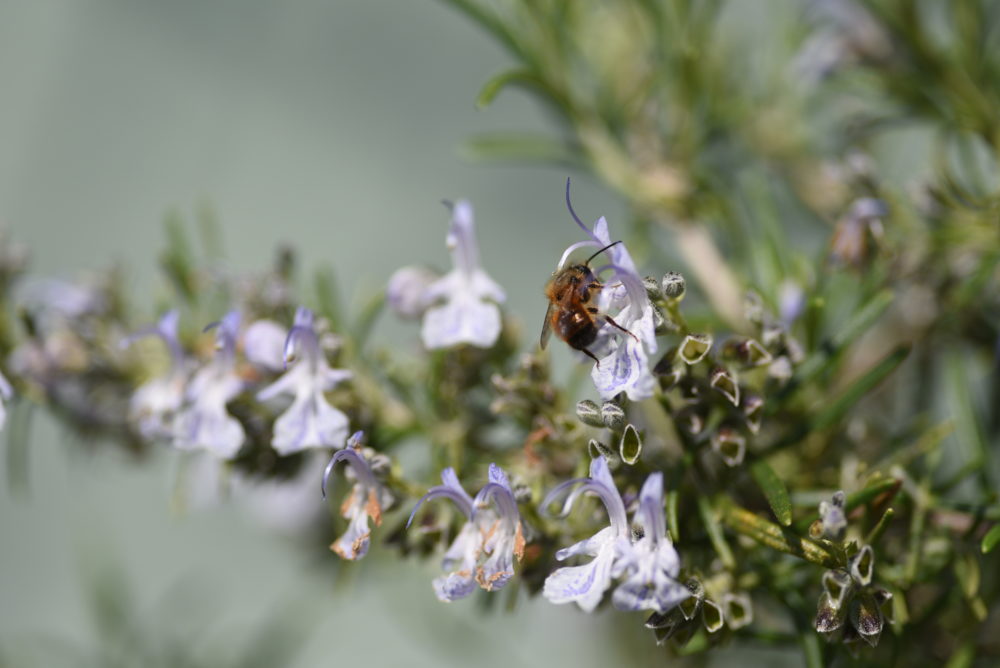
[542,456,631,612]
[778,280,806,327]
[19,278,106,321]
[420,201,506,349]
[321,431,389,560]
[122,310,188,440]
[408,463,525,601]
[611,473,689,614]
[0,370,12,431]
[173,311,246,459]
[243,318,289,372]
[560,180,657,400]
[256,307,352,455]
[387,265,439,320]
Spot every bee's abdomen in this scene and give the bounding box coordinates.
[560,310,598,350]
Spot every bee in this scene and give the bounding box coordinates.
[540,241,637,365]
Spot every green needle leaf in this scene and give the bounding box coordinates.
[475,68,538,109]
[982,524,1000,554]
[751,459,792,526]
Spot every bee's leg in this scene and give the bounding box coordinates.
[604,315,639,342]
[582,347,601,367]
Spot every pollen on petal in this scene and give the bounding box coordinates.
[366,488,383,527]
[514,522,526,561]
[340,488,358,518]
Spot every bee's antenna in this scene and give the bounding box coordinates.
[565,178,592,235]
[585,241,622,266]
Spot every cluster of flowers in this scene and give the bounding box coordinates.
[402,455,692,618]
[124,306,352,459]
[812,491,894,651]
[0,183,780,630]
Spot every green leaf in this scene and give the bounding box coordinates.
[160,209,197,302]
[720,501,836,567]
[768,345,910,454]
[818,346,910,430]
[697,496,736,570]
[666,489,680,542]
[619,424,642,465]
[351,291,386,352]
[865,507,895,546]
[475,68,538,109]
[460,133,581,166]
[781,289,895,397]
[750,459,792,526]
[314,267,344,334]
[982,524,1000,554]
[953,551,981,600]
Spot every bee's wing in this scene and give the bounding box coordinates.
[540,302,555,350]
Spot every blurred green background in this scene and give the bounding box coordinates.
[0,1,694,666]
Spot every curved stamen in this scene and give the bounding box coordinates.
[203,311,240,362]
[474,482,519,527]
[557,240,601,270]
[407,486,475,526]
[541,460,629,538]
[120,310,183,363]
[282,307,324,371]
[321,446,375,499]
[565,177,598,240]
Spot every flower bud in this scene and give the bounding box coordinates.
[815,591,848,634]
[822,569,854,610]
[675,405,706,436]
[679,334,713,364]
[369,453,392,477]
[576,399,604,427]
[513,483,532,504]
[742,394,764,434]
[849,544,874,587]
[709,367,740,406]
[743,291,765,324]
[588,439,619,466]
[661,271,685,300]
[722,592,753,630]
[679,578,704,620]
[873,588,894,625]
[850,592,884,647]
[701,598,725,633]
[619,423,642,465]
[725,337,773,367]
[601,401,626,430]
[712,427,746,467]
[643,275,663,301]
[653,349,683,388]
[386,265,438,319]
[645,610,685,646]
[819,490,847,541]
[652,304,678,334]
[768,356,793,383]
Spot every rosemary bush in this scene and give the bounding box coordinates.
[2,1,998,665]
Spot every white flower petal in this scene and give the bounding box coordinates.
[421,288,501,349]
[544,541,618,612]
[243,319,288,371]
